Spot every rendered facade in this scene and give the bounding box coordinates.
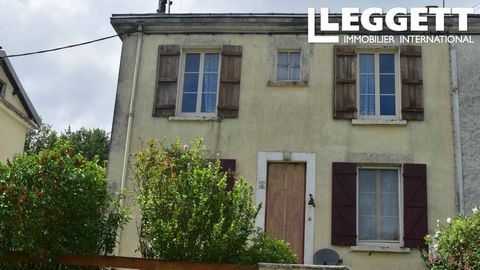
[0,50,40,163]
[107,13,473,270]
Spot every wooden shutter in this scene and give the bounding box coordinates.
[220,159,236,191]
[218,45,242,118]
[334,45,357,119]
[403,163,428,248]
[153,45,180,117]
[331,162,357,246]
[400,46,424,121]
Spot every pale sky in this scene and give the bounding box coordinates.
[0,0,476,132]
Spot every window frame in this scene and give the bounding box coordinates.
[0,80,5,98]
[275,49,302,82]
[356,165,404,248]
[356,48,402,120]
[176,48,222,117]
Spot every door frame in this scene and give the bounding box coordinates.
[255,151,316,264]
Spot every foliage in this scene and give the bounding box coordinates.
[237,230,298,265]
[423,208,480,269]
[0,141,129,268]
[133,139,297,264]
[24,123,110,165]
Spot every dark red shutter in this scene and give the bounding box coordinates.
[153,45,180,117]
[332,162,357,246]
[220,159,236,191]
[218,45,242,118]
[403,163,428,248]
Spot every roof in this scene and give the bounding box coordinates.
[111,13,480,36]
[0,50,41,127]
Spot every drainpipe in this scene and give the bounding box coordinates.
[450,44,464,214]
[115,25,143,256]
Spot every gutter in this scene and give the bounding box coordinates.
[115,25,143,256]
[450,44,464,214]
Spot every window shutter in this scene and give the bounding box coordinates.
[334,45,357,119]
[153,45,180,117]
[400,46,424,121]
[403,163,428,248]
[220,159,236,191]
[218,45,242,118]
[332,162,357,246]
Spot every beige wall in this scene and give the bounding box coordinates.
[0,66,31,163]
[108,33,456,270]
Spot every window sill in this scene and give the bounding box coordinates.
[267,80,308,87]
[168,116,219,121]
[351,245,410,253]
[352,119,407,126]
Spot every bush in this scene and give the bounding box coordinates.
[423,208,480,269]
[238,230,298,264]
[0,141,129,268]
[133,139,297,264]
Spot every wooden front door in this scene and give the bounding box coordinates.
[265,163,306,263]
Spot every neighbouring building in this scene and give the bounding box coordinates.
[108,13,463,270]
[451,37,480,216]
[0,49,41,162]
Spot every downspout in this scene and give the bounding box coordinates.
[450,44,465,214]
[115,25,143,256]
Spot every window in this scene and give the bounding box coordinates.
[358,52,398,118]
[276,51,301,81]
[179,51,220,115]
[332,163,427,249]
[358,168,400,244]
[0,81,5,98]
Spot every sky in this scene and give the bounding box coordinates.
[0,0,477,132]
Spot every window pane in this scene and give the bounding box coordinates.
[278,52,289,65]
[290,52,301,66]
[359,54,375,73]
[202,73,218,93]
[277,66,288,81]
[183,73,199,93]
[360,74,375,94]
[359,216,376,240]
[380,74,395,95]
[181,93,197,112]
[289,66,301,80]
[359,169,377,240]
[381,169,399,241]
[380,54,395,74]
[360,95,375,115]
[204,53,219,72]
[201,93,216,113]
[185,53,200,72]
[380,95,396,116]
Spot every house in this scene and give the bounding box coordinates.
[108,13,461,270]
[451,38,480,216]
[0,49,41,162]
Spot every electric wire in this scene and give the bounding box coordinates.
[0,34,120,59]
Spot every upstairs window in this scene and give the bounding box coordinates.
[276,51,301,81]
[179,52,220,114]
[358,52,398,118]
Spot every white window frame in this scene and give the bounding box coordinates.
[356,165,404,248]
[176,48,221,117]
[356,48,401,120]
[275,49,302,82]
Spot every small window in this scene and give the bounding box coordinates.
[179,51,220,115]
[358,168,401,244]
[358,52,398,118]
[0,81,5,98]
[276,51,301,81]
